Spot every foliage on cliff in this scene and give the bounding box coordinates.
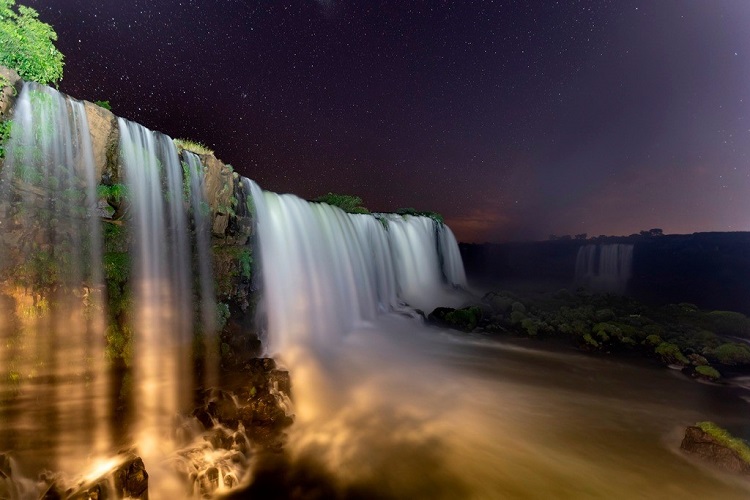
[314,192,370,214]
[0,0,64,85]
[396,207,444,223]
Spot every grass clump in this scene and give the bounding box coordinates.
[696,421,750,464]
[174,138,214,155]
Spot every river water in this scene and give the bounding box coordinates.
[263,315,750,499]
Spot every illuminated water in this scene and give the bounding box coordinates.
[1,83,748,499]
[0,83,109,474]
[245,183,750,499]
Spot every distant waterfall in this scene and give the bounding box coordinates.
[247,179,467,353]
[575,244,634,294]
[0,83,109,471]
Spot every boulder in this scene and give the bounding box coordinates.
[681,424,750,475]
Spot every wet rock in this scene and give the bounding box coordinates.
[206,390,239,429]
[193,406,214,430]
[268,369,291,395]
[112,453,149,499]
[681,425,750,475]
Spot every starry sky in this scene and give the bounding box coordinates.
[25,0,750,242]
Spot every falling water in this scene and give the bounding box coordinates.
[0,83,109,473]
[574,243,634,293]
[118,119,194,460]
[243,182,750,499]
[247,180,468,353]
[183,151,218,388]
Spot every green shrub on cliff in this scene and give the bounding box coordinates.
[173,138,214,155]
[0,0,64,85]
[395,207,444,223]
[314,192,370,214]
[0,119,12,158]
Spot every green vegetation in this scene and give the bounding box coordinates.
[706,343,750,366]
[102,222,133,365]
[238,248,252,279]
[655,342,689,366]
[696,421,750,464]
[173,138,214,155]
[460,286,750,380]
[0,119,11,158]
[694,365,720,381]
[94,100,111,110]
[429,306,482,332]
[314,192,370,214]
[13,248,70,295]
[216,302,230,331]
[97,183,129,203]
[395,207,444,224]
[0,0,64,85]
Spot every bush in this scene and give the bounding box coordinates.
[707,343,750,366]
[0,0,64,85]
[314,192,370,214]
[705,310,750,337]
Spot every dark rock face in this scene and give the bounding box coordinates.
[680,426,750,475]
[112,453,149,499]
[194,358,293,450]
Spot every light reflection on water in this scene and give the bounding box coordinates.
[273,316,750,499]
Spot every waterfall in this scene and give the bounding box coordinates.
[183,151,218,387]
[0,83,109,472]
[247,179,467,354]
[118,119,196,458]
[574,243,634,294]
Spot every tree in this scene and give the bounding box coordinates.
[0,0,64,85]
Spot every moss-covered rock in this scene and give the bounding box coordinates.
[693,365,721,381]
[654,342,689,366]
[706,343,750,367]
[681,422,750,474]
[428,306,482,332]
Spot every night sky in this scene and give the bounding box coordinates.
[25,0,750,242]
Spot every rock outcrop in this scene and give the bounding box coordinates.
[680,424,750,475]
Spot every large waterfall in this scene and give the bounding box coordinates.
[0,79,469,496]
[247,180,467,354]
[0,83,218,486]
[0,83,110,474]
[574,243,634,294]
